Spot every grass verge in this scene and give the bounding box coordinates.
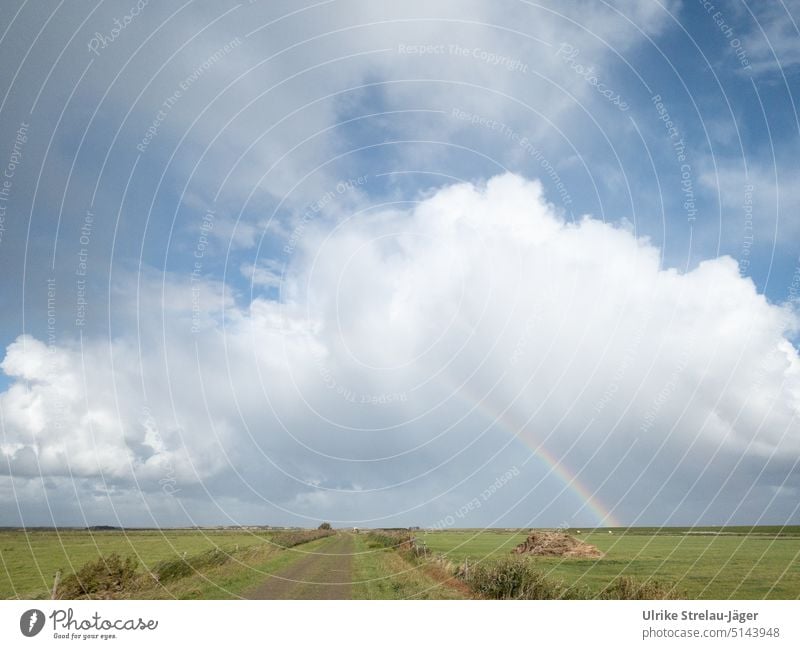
[50,532,335,599]
[351,534,466,599]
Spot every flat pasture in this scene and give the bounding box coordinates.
[3,526,798,599]
[418,527,800,599]
[0,528,278,598]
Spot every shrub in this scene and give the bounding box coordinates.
[57,553,138,598]
[318,522,332,530]
[271,528,334,548]
[600,576,683,600]
[153,548,231,583]
[461,556,589,600]
[365,531,412,550]
[460,558,682,600]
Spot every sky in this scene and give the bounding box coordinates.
[0,0,798,529]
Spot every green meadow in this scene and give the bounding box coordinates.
[0,528,279,599]
[418,527,800,599]
[2,526,799,599]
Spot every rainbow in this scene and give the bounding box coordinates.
[446,380,621,527]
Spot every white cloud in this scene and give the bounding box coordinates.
[697,158,800,257]
[27,0,681,212]
[2,173,798,524]
[289,174,800,457]
[738,0,800,74]
[241,258,284,289]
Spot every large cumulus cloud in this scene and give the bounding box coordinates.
[1,173,798,525]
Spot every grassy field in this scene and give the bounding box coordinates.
[0,528,286,599]
[130,535,337,600]
[350,534,465,599]
[418,527,800,599]
[3,527,799,599]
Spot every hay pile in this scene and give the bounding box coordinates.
[512,530,603,558]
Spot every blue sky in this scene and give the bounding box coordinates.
[0,0,798,528]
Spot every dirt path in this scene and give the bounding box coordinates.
[246,533,354,599]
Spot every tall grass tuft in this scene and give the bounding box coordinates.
[459,556,683,600]
[153,548,231,582]
[599,576,684,599]
[461,556,589,599]
[57,553,138,598]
